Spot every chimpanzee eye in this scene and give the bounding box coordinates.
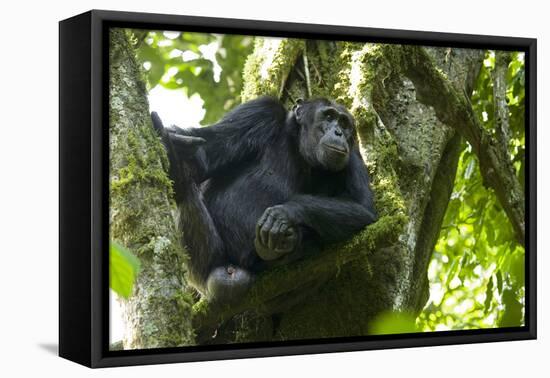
[324,109,339,122]
[340,117,350,129]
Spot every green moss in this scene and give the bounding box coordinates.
[110,128,173,198]
[145,289,196,347]
[191,297,209,317]
[241,38,304,100]
[306,41,344,99]
[345,214,407,252]
[328,43,407,222]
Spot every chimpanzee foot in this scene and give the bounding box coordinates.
[206,265,253,303]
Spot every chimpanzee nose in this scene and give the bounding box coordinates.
[334,128,343,137]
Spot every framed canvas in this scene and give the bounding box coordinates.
[59,10,537,368]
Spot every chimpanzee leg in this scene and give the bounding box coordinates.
[152,112,252,302]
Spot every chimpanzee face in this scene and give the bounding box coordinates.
[294,99,356,172]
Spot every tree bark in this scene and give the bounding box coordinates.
[493,51,513,153]
[109,29,195,349]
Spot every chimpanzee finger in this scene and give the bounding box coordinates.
[255,222,261,246]
[278,221,289,235]
[275,234,295,253]
[287,226,297,237]
[257,210,269,228]
[260,214,275,246]
[164,125,177,133]
[164,124,188,135]
[277,222,291,248]
[279,229,298,253]
[268,220,284,251]
[255,219,266,248]
[170,124,185,133]
[256,211,269,246]
[274,239,290,253]
[172,134,206,147]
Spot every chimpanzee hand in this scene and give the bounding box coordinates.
[254,205,300,261]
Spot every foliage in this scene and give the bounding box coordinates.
[110,241,141,299]
[417,51,525,331]
[130,30,253,125]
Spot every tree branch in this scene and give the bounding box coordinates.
[384,45,525,245]
[493,51,513,153]
[303,44,312,98]
[192,213,406,341]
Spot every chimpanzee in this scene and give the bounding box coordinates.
[151,96,377,303]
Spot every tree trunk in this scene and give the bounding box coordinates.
[109,29,195,349]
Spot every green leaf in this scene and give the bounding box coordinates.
[500,288,523,327]
[110,241,141,299]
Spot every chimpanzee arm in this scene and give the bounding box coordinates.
[169,97,287,180]
[283,149,377,242]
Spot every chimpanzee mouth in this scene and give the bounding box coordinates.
[324,143,348,155]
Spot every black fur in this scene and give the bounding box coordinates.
[152,97,377,303]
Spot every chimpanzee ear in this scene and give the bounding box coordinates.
[292,98,305,123]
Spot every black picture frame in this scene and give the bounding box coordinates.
[59,9,537,368]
